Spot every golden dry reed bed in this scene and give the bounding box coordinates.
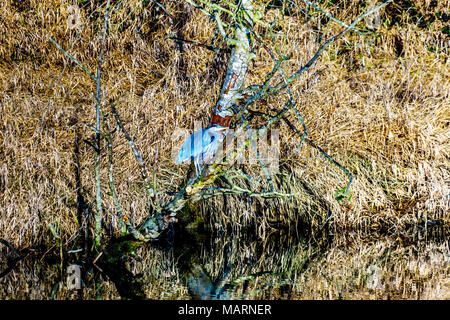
[0,0,449,299]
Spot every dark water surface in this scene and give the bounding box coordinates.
[0,223,448,299]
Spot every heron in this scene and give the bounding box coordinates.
[176,125,227,177]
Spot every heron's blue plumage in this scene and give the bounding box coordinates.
[176,125,226,176]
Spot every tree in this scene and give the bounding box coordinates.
[49,0,392,284]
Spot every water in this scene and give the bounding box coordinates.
[0,223,448,299]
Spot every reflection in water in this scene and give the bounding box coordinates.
[0,223,448,300]
[185,242,233,300]
[175,230,316,300]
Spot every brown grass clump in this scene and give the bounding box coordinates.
[0,0,448,299]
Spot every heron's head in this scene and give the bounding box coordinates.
[210,124,227,132]
[208,124,227,138]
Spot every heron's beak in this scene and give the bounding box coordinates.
[211,126,228,134]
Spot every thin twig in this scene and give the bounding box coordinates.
[111,104,155,200]
[303,0,369,36]
[169,36,231,54]
[49,37,95,81]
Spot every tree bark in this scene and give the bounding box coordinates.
[211,0,254,128]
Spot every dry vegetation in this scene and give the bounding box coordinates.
[0,0,449,299]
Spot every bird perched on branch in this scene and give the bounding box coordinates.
[176,125,227,177]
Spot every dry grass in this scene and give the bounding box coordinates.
[0,0,449,299]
